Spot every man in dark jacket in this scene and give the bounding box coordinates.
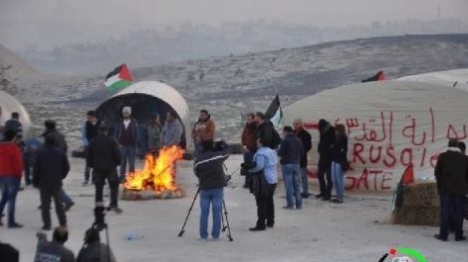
[434,139,468,241]
[293,118,312,198]
[87,125,122,214]
[114,106,139,182]
[34,135,70,230]
[255,112,280,149]
[82,110,100,185]
[193,140,230,240]
[241,113,258,188]
[278,126,304,209]
[3,112,22,136]
[42,120,74,211]
[34,227,75,262]
[317,119,335,200]
[77,227,116,262]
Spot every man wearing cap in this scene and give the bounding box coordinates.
[114,106,139,182]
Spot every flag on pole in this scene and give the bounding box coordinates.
[393,163,414,210]
[265,94,283,128]
[361,70,386,82]
[104,64,133,92]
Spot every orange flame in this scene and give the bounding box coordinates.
[124,145,185,192]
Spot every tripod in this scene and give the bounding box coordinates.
[79,221,111,262]
[178,189,234,241]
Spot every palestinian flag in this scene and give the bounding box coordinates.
[265,94,283,128]
[104,64,133,92]
[361,70,386,82]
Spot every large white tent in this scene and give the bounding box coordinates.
[0,90,31,138]
[284,80,468,193]
[398,68,468,90]
[95,81,191,149]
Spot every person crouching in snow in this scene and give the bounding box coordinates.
[193,140,230,241]
[245,139,278,231]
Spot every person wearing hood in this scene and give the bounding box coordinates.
[317,119,335,200]
[114,106,139,182]
[192,109,216,157]
[34,227,75,262]
[34,135,70,230]
[41,120,75,211]
[161,111,183,147]
[77,227,116,262]
[434,138,468,242]
[241,113,258,188]
[247,138,278,231]
[0,130,24,228]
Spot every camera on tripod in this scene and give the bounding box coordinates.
[94,206,107,231]
[240,161,256,176]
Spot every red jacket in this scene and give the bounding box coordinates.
[0,142,23,178]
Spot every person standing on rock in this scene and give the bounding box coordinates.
[114,106,139,182]
[87,125,122,214]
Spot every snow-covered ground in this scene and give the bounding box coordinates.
[1,155,466,262]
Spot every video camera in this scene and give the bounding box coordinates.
[240,161,256,176]
[93,206,107,231]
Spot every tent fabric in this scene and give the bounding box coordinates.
[0,90,31,138]
[95,81,191,149]
[283,80,468,193]
[397,68,468,90]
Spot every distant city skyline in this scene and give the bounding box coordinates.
[1,0,467,50]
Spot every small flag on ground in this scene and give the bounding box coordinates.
[361,70,386,82]
[104,64,133,92]
[265,94,283,127]
[401,163,415,185]
[393,163,414,209]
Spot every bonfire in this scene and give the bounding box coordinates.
[121,145,186,200]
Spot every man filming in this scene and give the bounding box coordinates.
[193,140,230,241]
[77,227,116,262]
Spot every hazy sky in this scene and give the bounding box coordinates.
[1,0,467,49]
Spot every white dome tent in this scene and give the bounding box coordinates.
[283,80,468,193]
[0,90,31,138]
[95,81,191,150]
[398,68,468,90]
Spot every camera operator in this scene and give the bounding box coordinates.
[87,125,123,214]
[77,227,116,262]
[34,227,75,262]
[193,140,230,241]
[243,139,278,231]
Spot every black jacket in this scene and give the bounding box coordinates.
[87,134,122,172]
[43,129,68,154]
[0,242,19,262]
[434,149,468,195]
[194,142,230,190]
[278,134,303,165]
[317,119,335,167]
[296,129,312,167]
[256,121,273,148]
[331,136,348,166]
[33,145,70,191]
